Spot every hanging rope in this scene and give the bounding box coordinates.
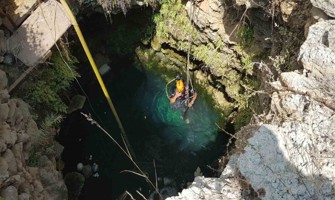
[185,36,192,103]
[59,0,134,159]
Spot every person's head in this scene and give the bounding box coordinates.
[176,79,184,92]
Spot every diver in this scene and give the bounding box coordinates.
[169,75,197,114]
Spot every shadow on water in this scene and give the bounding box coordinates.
[59,9,229,199]
[60,65,227,199]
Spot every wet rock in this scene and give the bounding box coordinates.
[64,172,85,198]
[82,164,92,178]
[1,186,18,200]
[94,53,110,69]
[98,63,111,76]
[67,95,86,114]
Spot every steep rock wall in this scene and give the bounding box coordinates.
[168,1,335,199]
[0,69,67,200]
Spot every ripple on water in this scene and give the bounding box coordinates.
[136,72,218,152]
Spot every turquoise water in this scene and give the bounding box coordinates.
[59,11,225,199]
[74,66,222,198]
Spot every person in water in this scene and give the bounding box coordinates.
[169,76,197,112]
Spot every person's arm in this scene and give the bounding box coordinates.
[170,91,182,104]
[188,92,197,107]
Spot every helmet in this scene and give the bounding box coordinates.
[176,79,184,92]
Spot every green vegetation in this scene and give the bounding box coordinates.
[27,152,40,167]
[153,0,197,41]
[16,51,79,118]
[237,25,254,49]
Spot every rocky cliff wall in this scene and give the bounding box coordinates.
[167,0,335,199]
[0,69,67,200]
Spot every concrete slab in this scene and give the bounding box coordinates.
[1,0,38,31]
[7,0,71,67]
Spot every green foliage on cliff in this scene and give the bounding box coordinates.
[17,51,79,117]
[153,0,197,40]
[237,25,254,48]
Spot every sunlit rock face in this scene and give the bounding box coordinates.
[167,2,335,200]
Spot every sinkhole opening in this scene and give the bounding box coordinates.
[58,9,232,199]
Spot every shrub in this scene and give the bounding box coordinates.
[16,51,79,118]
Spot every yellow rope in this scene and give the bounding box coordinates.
[59,0,134,159]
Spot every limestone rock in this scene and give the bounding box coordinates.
[39,168,57,186]
[1,186,18,200]
[167,156,244,200]
[0,157,9,182]
[280,0,298,22]
[45,181,68,200]
[18,193,30,200]
[238,99,335,199]
[311,0,335,18]
[3,149,18,175]
[12,142,24,170]
[0,89,10,104]
[53,142,64,159]
[185,0,227,43]
[0,30,6,56]
[17,133,30,144]
[299,20,335,80]
[7,99,17,122]
[235,0,267,8]
[0,70,8,90]
[0,103,9,122]
[0,123,17,147]
[33,180,44,193]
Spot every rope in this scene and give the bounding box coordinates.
[39,1,104,126]
[59,0,134,159]
[165,78,176,99]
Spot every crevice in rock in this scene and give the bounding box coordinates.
[161,42,203,69]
